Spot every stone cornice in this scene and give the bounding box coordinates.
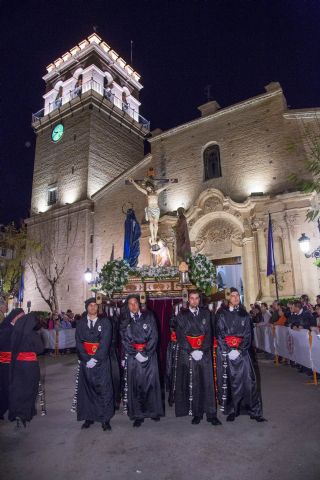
[44,35,142,91]
[149,88,284,142]
[25,199,94,226]
[283,109,320,120]
[32,89,148,139]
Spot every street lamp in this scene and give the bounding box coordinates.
[298,233,311,254]
[84,268,93,283]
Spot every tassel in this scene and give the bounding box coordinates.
[38,380,47,416]
[70,361,80,413]
[188,353,193,416]
[123,354,128,415]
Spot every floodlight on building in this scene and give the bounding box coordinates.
[298,233,311,254]
[84,268,93,283]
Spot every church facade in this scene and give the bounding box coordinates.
[24,34,320,312]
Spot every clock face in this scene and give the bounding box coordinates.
[51,123,64,142]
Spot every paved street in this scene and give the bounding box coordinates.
[1,354,319,480]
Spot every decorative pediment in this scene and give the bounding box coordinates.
[194,217,243,256]
[186,188,254,229]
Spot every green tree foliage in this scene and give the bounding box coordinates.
[0,224,39,297]
[289,115,320,222]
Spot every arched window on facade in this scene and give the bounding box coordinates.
[122,87,130,113]
[104,73,114,102]
[203,144,222,181]
[274,236,285,265]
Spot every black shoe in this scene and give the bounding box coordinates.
[102,421,112,431]
[191,416,201,425]
[133,419,143,428]
[0,415,4,420]
[226,413,235,422]
[208,416,222,426]
[250,415,267,422]
[16,417,26,429]
[81,420,93,429]
[151,417,160,422]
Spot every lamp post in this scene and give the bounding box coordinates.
[84,268,93,283]
[298,233,311,255]
[297,233,320,259]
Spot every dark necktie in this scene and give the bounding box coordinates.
[134,313,139,321]
[90,320,94,329]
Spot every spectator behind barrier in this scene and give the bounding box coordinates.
[290,300,316,330]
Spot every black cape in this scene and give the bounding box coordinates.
[165,314,178,406]
[8,313,44,422]
[174,308,217,418]
[215,306,263,417]
[0,313,15,417]
[76,314,114,423]
[120,310,163,420]
[108,313,121,409]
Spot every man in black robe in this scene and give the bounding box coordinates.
[76,297,114,431]
[0,308,24,419]
[166,313,178,406]
[174,291,221,425]
[8,312,44,427]
[120,294,163,427]
[215,288,266,422]
[107,307,121,410]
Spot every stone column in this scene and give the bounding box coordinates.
[242,236,260,307]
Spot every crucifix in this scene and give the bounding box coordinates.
[126,168,178,251]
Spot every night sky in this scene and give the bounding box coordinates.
[1,0,320,224]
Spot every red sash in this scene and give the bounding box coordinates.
[186,335,205,349]
[16,352,37,361]
[170,331,177,342]
[83,342,100,356]
[0,352,11,363]
[212,338,218,349]
[132,343,146,352]
[225,336,243,348]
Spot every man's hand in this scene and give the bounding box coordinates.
[191,350,203,361]
[135,352,148,363]
[86,358,97,368]
[228,349,240,361]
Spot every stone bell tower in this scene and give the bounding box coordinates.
[31,32,149,214]
[25,33,150,313]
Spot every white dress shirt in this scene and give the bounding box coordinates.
[87,316,98,328]
[189,307,199,316]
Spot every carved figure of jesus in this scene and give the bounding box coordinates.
[128,177,175,249]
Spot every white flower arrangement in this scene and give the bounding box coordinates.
[95,260,179,296]
[187,253,217,296]
[130,265,179,281]
[97,259,131,296]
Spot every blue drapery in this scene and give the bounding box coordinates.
[267,213,275,276]
[17,271,24,304]
[123,209,141,267]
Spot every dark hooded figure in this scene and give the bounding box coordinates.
[8,312,44,426]
[120,294,163,427]
[0,308,24,419]
[174,291,221,425]
[76,298,114,431]
[165,312,179,406]
[105,307,121,410]
[123,208,141,267]
[215,288,266,422]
